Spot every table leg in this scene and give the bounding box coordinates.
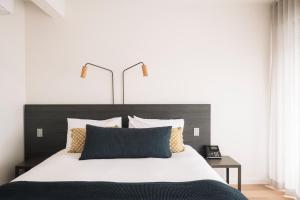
[238,166,241,191]
[226,168,229,184]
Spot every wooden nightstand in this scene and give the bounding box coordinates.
[15,159,44,178]
[206,156,241,191]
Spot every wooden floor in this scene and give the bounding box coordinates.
[236,185,291,200]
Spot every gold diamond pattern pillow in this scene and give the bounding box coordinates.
[68,128,86,153]
[170,127,185,153]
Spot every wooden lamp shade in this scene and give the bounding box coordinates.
[80,65,87,79]
[142,64,148,77]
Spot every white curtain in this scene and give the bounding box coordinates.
[269,0,300,198]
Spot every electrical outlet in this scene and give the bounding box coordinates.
[194,128,200,136]
[37,128,43,138]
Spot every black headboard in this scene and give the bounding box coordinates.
[24,104,211,160]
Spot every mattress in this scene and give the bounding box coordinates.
[13,145,223,183]
[3,146,249,200]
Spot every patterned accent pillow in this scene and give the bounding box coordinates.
[170,128,185,153]
[69,126,119,153]
[68,128,86,153]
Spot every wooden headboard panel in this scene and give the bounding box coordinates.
[24,104,211,160]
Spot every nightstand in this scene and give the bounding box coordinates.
[206,156,241,191]
[15,159,44,178]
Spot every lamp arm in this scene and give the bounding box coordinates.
[123,62,144,72]
[84,63,115,104]
[122,62,144,104]
[85,63,113,73]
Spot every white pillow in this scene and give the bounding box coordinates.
[66,117,122,150]
[128,116,147,128]
[129,116,184,128]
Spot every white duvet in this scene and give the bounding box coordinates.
[13,145,223,183]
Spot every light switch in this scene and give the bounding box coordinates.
[194,128,200,136]
[37,128,43,138]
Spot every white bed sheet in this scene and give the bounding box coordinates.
[13,145,224,183]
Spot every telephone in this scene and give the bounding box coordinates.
[205,145,222,159]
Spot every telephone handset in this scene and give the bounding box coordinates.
[205,145,222,159]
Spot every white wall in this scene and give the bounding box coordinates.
[25,0,271,184]
[0,0,25,184]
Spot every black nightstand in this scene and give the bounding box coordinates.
[15,159,44,178]
[206,156,241,191]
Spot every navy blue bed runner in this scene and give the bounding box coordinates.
[0,180,247,200]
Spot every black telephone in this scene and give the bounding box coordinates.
[205,145,222,159]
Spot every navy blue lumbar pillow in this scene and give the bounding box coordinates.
[80,125,172,160]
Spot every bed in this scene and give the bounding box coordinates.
[0,104,247,200]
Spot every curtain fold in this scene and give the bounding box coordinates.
[269,0,300,198]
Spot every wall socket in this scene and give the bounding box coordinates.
[37,128,43,138]
[194,128,200,136]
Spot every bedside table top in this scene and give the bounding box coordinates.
[205,156,241,168]
[16,158,44,168]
